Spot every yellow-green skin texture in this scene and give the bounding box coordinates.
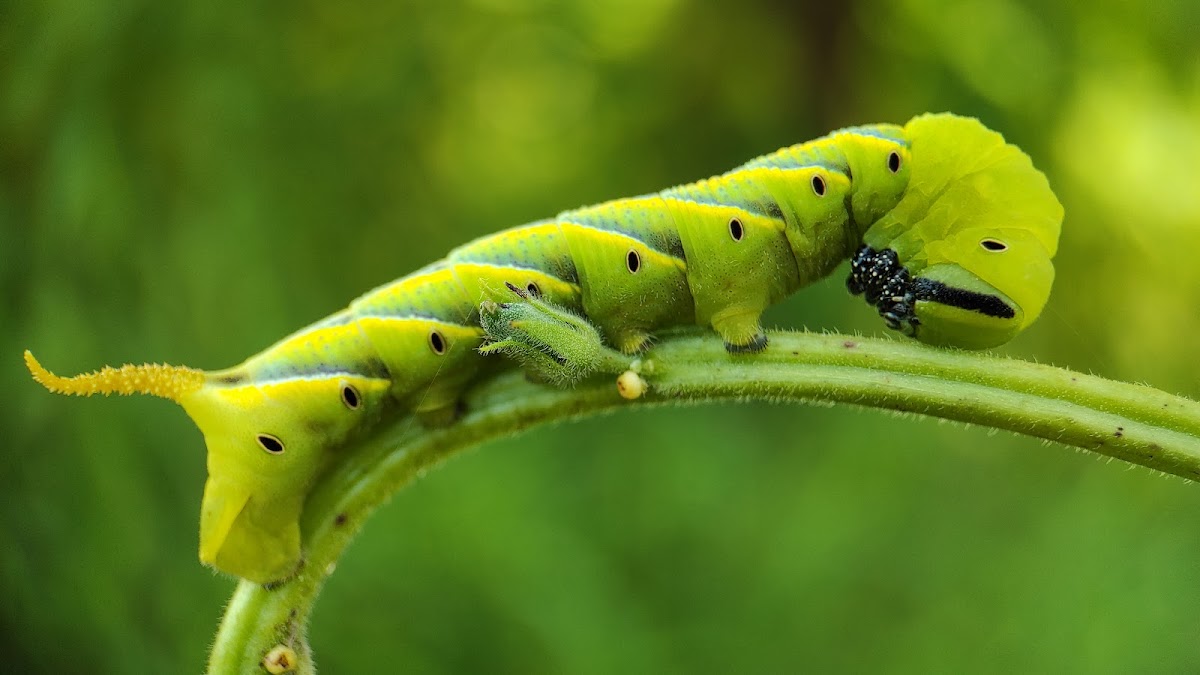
[40,113,1063,583]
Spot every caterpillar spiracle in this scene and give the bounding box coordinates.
[25,112,1063,583]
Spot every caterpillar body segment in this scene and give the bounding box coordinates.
[558,197,693,353]
[26,113,1063,583]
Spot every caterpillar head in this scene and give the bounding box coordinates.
[853,113,1063,349]
[24,351,391,584]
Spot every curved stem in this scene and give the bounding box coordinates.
[206,331,1200,673]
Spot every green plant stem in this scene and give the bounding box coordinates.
[206,331,1200,674]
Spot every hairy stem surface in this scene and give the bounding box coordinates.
[207,331,1200,673]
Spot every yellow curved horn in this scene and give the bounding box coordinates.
[24,350,205,403]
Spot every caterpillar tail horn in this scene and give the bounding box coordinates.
[24,350,206,403]
[25,348,303,583]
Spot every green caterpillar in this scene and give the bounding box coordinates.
[25,113,1063,584]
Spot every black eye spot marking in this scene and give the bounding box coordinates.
[626,249,641,274]
[980,238,1008,252]
[341,383,361,409]
[526,281,541,297]
[811,174,826,197]
[429,330,447,355]
[257,433,285,454]
[888,151,902,173]
[728,217,744,241]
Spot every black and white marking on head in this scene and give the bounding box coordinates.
[846,244,1014,336]
[911,278,1015,319]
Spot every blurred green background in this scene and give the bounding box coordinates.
[4,0,1200,672]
